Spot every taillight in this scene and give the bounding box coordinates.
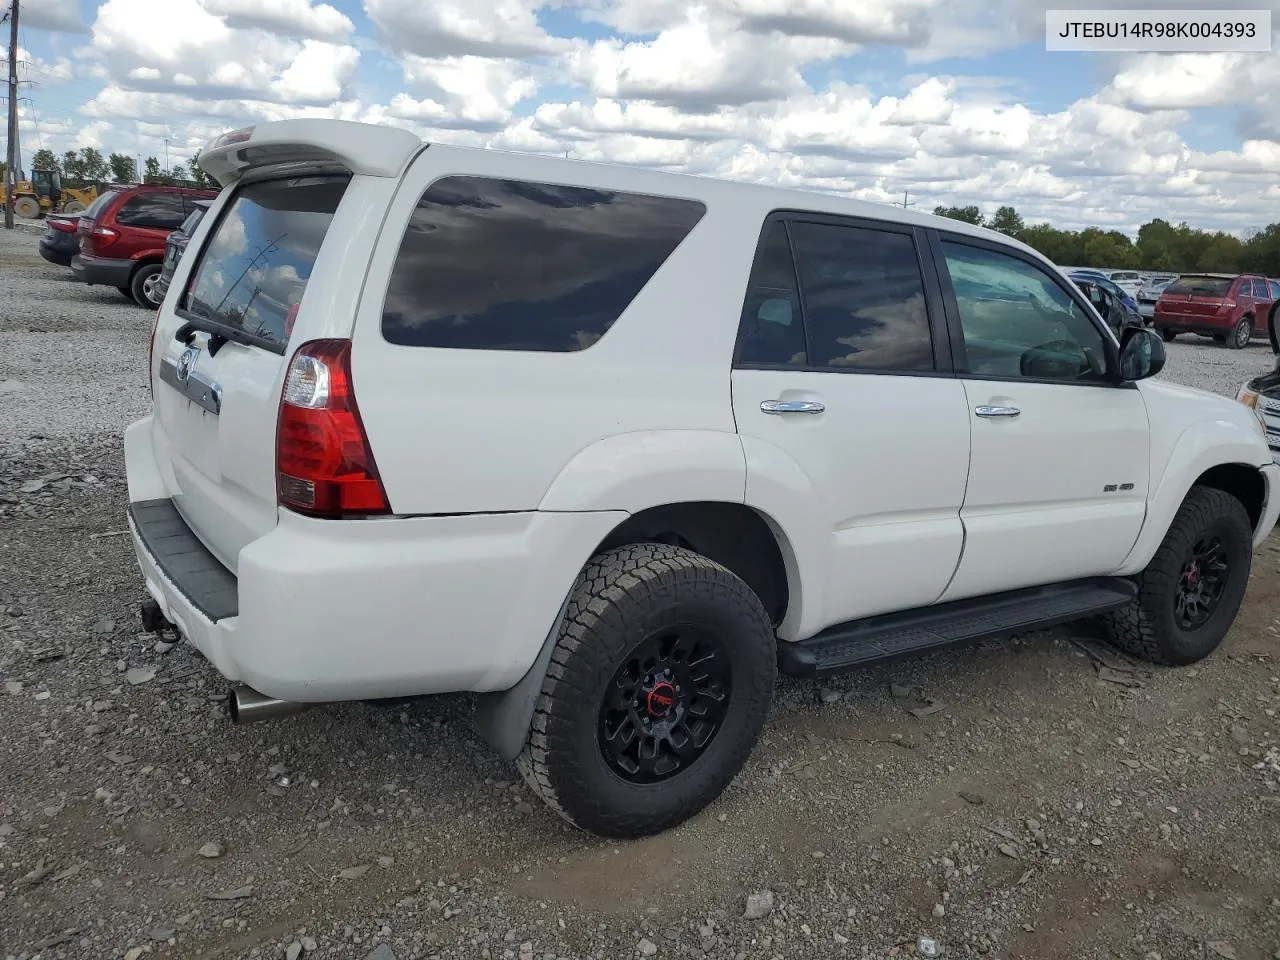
[51,219,77,233]
[91,226,119,249]
[276,339,389,518]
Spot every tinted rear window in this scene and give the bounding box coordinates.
[381,176,706,352]
[177,206,206,235]
[1165,276,1233,297]
[83,190,119,220]
[117,192,187,230]
[181,175,348,349]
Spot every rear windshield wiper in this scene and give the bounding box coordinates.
[173,315,283,356]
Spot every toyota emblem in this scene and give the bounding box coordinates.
[176,346,199,382]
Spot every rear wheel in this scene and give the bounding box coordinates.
[130,263,164,308]
[1102,487,1252,666]
[1228,316,1252,349]
[1160,328,1177,342]
[13,195,40,219]
[518,543,777,838]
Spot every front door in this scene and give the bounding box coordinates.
[930,235,1150,602]
[731,216,972,632]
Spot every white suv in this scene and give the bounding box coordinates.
[126,120,1280,839]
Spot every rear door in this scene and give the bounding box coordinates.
[148,174,353,569]
[731,214,972,628]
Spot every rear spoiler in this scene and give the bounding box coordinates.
[198,120,424,187]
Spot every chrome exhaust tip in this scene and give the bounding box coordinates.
[227,685,308,724]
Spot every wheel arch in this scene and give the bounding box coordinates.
[475,498,803,763]
[1118,423,1271,576]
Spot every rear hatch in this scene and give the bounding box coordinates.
[75,189,120,254]
[1157,275,1232,323]
[148,175,351,569]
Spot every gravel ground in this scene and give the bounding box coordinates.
[3,226,1280,960]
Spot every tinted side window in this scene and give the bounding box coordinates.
[1270,280,1280,299]
[788,221,933,371]
[1250,278,1266,298]
[116,192,186,229]
[736,222,806,367]
[941,241,1108,383]
[382,177,705,352]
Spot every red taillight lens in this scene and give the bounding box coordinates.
[276,339,389,518]
[91,226,119,249]
[51,219,77,233]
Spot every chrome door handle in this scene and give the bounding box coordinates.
[975,405,1021,418]
[761,399,825,415]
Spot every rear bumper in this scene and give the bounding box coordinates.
[71,254,134,287]
[39,239,75,266]
[123,416,624,702]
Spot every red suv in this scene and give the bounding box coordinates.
[1154,273,1278,349]
[71,184,218,308]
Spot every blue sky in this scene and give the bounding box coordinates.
[10,0,1280,234]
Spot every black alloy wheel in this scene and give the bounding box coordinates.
[598,625,731,784]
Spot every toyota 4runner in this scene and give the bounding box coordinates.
[126,120,1280,839]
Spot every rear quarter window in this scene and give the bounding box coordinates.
[179,175,348,350]
[381,176,706,352]
[116,192,188,230]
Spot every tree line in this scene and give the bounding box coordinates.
[934,204,1280,278]
[19,146,218,190]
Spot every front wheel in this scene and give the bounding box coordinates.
[1228,316,1253,349]
[1102,487,1253,665]
[518,543,777,838]
[130,263,164,308]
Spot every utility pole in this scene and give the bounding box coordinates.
[4,0,19,230]
[900,190,916,210]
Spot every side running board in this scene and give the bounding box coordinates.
[778,577,1137,679]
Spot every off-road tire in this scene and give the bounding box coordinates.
[517,543,777,838]
[1160,328,1176,342]
[130,263,163,308]
[1102,487,1253,665]
[13,195,41,219]
[1228,316,1252,350]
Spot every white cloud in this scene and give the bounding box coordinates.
[364,0,567,58]
[203,0,355,41]
[22,0,88,33]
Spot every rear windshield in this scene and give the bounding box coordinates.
[180,175,348,350]
[1164,275,1233,297]
[178,205,206,235]
[83,190,119,220]
[1110,272,1139,281]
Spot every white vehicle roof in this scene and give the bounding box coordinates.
[197,118,1049,264]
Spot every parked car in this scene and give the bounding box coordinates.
[1153,273,1275,348]
[1236,318,1280,464]
[153,200,213,303]
[1137,275,1178,319]
[71,183,218,308]
[1104,270,1143,299]
[126,119,1280,839]
[37,213,81,267]
[1068,271,1142,330]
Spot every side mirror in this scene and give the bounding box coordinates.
[1118,326,1165,381]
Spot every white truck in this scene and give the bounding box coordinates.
[125,120,1280,839]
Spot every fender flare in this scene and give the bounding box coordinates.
[1117,420,1270,575]
[536,429,746,513]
